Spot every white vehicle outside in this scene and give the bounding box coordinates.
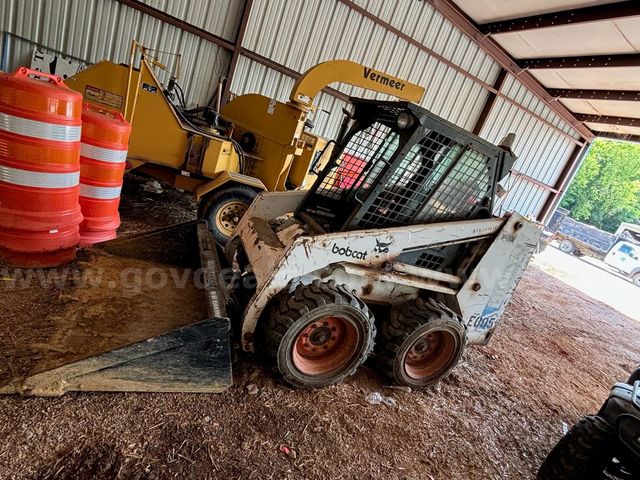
[604,241,640,287]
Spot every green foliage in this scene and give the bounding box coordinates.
[561,139,640,233]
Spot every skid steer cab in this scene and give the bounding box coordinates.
[225,99,541,389]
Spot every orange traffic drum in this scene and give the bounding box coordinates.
[0,67,83,267]
[78,103,131,246]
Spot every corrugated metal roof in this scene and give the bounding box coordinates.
[0,0,237,106]
[453,0,640,141]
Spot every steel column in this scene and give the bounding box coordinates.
[472,68,506,135]
[221,0,253,106]
[538,142,589,222]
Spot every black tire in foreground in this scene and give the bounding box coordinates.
[628,366,640,384]
[198,185,257,244]
[376,298,466,389]
[537,415,615,480]
[259,279,376,388]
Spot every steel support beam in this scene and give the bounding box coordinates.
[428,0,595,141]
[548,88,640,102]
[340,0,584,144]
[575,113,640,128]
[221,0,253,106]
[118,0,348,103]
[116,0,234,51]
[511,170,558,193]
[592,130,640,143]
[518,53,640,70]
[239,49,349,102]
[538,142,589,222]
[472,68,506,135]
[479,2,640,34]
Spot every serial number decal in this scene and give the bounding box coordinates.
[85,85,123,109]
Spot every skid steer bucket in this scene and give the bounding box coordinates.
[1,221,232,396]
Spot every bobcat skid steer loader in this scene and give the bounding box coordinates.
[225,99,541,389]
[2,98,539,396]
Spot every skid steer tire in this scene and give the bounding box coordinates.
[537,416,614,480]
[198,185,257,244]
[259,279,376,388]
[376,298,466,389]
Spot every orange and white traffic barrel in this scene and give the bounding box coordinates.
[78,104,131,246]
[0,67,83,267]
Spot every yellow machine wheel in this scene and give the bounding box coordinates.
[198,185,257,244]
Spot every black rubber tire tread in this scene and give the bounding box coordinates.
[197,185,257,244]
[628,366,640,384]
[376,297,466,389]
[537,415,615,480]
[259,279,376,388]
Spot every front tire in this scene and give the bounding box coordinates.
[559,240,575,254]
[259,280,376,388]
[376,298,466,389]
[538,416,614,479]
[632,272,640,288]
[198,185,257,244]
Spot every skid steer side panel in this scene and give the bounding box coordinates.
[1,221,232,395]
[456,214,541,345]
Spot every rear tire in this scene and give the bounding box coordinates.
[537,416,614,480]
[632,272,640,288]
[198,185,257,244]
[559,240,575,254]
[376,298,466,389]
[259,280,376,388]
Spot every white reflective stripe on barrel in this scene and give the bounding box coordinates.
[0,111,81,142]
[80,143,127,163]
[79,183,122,199]
[0,164,79,188]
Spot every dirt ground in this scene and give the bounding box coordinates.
[1,173,639,479]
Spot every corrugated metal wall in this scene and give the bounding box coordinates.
[481,74,581,215]
[0,0,238,106]
[0,0,585,218]
[234,0,500,138]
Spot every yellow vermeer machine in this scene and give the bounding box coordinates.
[65,42,425,242]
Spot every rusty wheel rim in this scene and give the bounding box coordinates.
[215,201,248,237]
[292,316,359,376]
[404,330,457,380]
